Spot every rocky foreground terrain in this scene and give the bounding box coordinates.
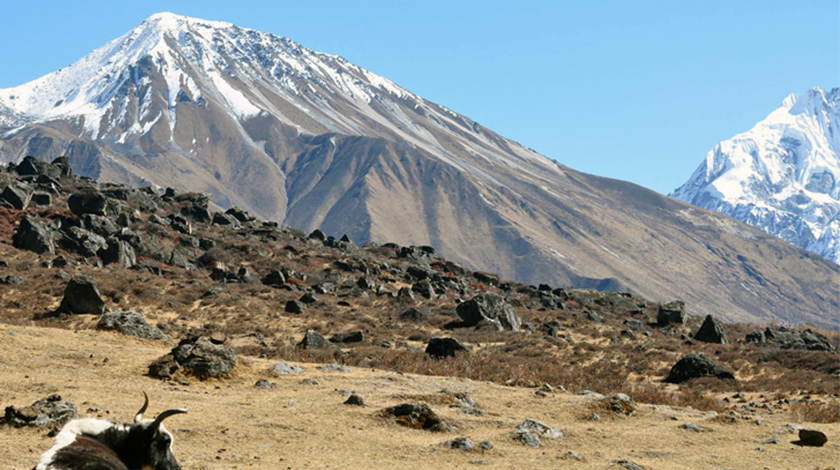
[0,157,838,469]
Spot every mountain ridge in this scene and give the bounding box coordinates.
[672,87,840,264]
[0,13,837,327]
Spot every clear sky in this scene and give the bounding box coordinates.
[1,1,837,194]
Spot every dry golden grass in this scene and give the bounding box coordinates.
[2,324,838,470]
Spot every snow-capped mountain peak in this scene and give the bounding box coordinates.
[672,87,840,263]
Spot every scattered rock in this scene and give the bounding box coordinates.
[797,429,828,447]
[4,395,77,427]
[693,314,729,344]
[97,310,168,341]
[321,363,351,373]
[330,330,364,343]
[57,274,105,314]
[456,293,522,331]
[656,300,686,326]
[381,403,450,432]
[680,423,705,432]
[517,419,563,438]
[285,300,306,314]
[478,440,494,451]
[565,450,585,461]
[615,460,646,470]
[445,437,473,451]
[272,362,303,376]
[12,213,55,254]
[400,307,432,322]
[344,394,366,406]
[254,379,273,389]
[665,353,735,383]
[298,330,334,350]
[606,394,638,415]
[150,336,237,380]
[68,188,108,216]
[511,429,541,448]
[426,337,469,358]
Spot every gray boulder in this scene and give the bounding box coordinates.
[97,310,168,341]
[58,274,105,314]
[4,394,77,427]
[12,213,55,254]
[64,226,108,257]
[380,403,450,432]
[665,353,735,383]
[456,293,522,331]
[511,429,541,448]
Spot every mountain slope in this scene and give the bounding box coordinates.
[0,13,837,327]
[672,88,840,264]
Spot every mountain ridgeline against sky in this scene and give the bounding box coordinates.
[673,88,840,265]
[0,13,837,327]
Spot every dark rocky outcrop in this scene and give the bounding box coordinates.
[665,353,735,383]
[99,239,136,268]
[4,394,77,428]
[693,315,728,344]
[57,274,105,314]
[456,293,522,331]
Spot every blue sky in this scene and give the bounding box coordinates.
[1,1,837,194]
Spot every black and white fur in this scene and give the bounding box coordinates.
[34,393,187,470]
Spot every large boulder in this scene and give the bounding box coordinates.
[4,394,77,428]
[57,274,105,314]
[68,188,108,216]
[97,310,168,341]
[665,353,735,383]
[12,213,55,254]
[693,315,728,344]
[456,293,522,331]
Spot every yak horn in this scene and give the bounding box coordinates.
[135,392,150,424]
[151,408,188,429]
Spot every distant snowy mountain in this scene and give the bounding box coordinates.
[0,13,837,327]
[672,88,840,264]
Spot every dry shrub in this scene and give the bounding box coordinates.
[789,399,840,424]
[629,385,726,413]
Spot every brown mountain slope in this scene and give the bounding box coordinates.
[0,13,837,326]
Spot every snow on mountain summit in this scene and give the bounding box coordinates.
[672,87,840,263]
